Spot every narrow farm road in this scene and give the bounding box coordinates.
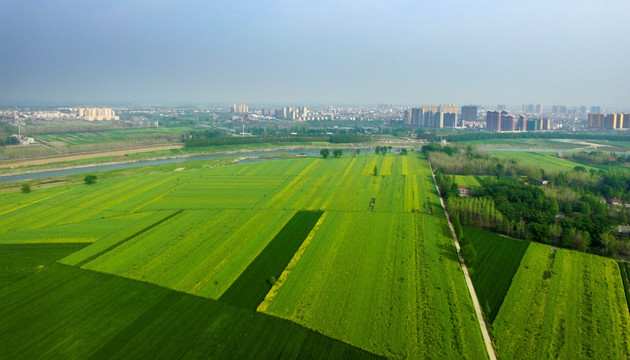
[428,161,498,360]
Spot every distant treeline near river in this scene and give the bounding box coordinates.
[184,134,369,147]
[440,131,630,143]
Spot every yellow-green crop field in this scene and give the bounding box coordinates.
[492,243,630,359]
[2,151,627,359]
[0,153,488,359]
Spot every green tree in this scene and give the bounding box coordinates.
[451,213,464,242]
[320,148,329,158]
[601,232,618,257]
[84,174,98,185]
[373,165,378,176]
[355,148,361,156]
[21,183,31,193]
[333,149,343,157]
[461,244,477,264]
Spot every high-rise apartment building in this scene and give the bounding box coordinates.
[274,106,310,121]
[588,113,630,130]
[486,111,501,132]
[590,106,601,114]
[500,111,515,131]
[526,120,538,131]
[522,104,542,114]
[588,113,604,128]
[539,118,551,130]
[403,109,412,125]
[411,108,422,126]
[517,115,527,131]
[231,103,248,114]
[421,105,439,127]
[78,108,119,121]
[604,114,621,129]
[460,105,477,123]
[552,105,567,114]
[497,105,506,111]
[440,104,458,128]
[297,106,308,118]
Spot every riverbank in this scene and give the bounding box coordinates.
[0,143,365,176]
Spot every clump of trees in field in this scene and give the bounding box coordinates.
[21,183,31,193]
[0,121,19,146]
[425,143,630,258]
[320,149,329,158]
[84,175,98,185]
[374,146,392,155]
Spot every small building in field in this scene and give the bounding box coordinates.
[458,185,469,197]
[612,198,622,206]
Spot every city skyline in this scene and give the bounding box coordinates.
[1,1,629,107]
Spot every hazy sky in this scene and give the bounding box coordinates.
[1,0,629,107]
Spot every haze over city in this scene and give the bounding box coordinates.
[1,0,629,107]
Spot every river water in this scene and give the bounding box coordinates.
[0,149,329,183]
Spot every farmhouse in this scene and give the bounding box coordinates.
[458,185,469,197]
[612,198,622,206]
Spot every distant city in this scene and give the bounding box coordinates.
[2,103,627,133]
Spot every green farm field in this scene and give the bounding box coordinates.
[0,243,89,288]
[462,227,530,323]
[467,138,579,149]
[491,151,598,172]
[0,264,382,359]
[492,243,630,359]
[454,175,482,187]
[2,149,630,358]
[36,127,192,146]
[263,211,487,359]
[0,153,488,359]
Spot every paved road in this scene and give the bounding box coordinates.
[428,162,497,360]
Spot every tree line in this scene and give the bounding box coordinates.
[184,134,369,147]
[427,143,629,257]
[438,131,630,143]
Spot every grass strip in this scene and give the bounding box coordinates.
[619,262,630,313]
[258,211,329,312]
[220,210,323,309]
[75,210,184,267]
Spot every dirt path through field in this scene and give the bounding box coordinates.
[554,138,613,151]
[0,144,184,168]
[428,161,497,360]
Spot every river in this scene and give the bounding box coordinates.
[0,148,329,183]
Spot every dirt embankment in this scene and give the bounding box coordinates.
[0,144,184,169]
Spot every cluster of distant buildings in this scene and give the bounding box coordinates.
[486,111,550,132]
[403,105,460,128]
[77,107,119,121]
[232,103,334,121]
[0,107,120,122]
[587,113,630,130]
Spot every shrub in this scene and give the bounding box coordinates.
[84,175,98,185]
